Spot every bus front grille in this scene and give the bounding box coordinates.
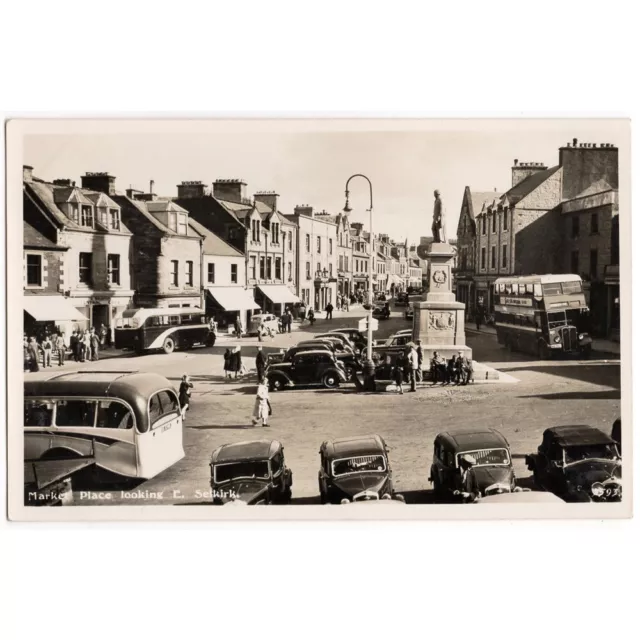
[560,327,578,352]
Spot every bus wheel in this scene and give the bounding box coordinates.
[162,337,176,354]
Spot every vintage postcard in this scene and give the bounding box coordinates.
[5,118,631,521]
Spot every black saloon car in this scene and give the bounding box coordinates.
[525,425,621,502]
[210,440,292,505]
[318,434,394,503]
[293,340,361,379]
[327,328,368,355]
[429,429,516,501]
[266,350,347,391]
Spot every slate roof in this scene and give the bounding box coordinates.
[470,191,501,216]
[23,219,64,249]
[111,194,174,235]
[502,165,560,206]
[188,218,243,257]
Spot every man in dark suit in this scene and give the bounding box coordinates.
[256,346,267,382]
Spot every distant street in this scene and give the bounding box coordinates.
[40,306,620,505]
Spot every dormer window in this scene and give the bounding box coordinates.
[81,205,94,228]
[110,209,120,231]
[169,212,188,235]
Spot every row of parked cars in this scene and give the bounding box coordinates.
[208,423,622,505]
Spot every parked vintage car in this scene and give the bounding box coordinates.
[267,350,347,391]
[373,330,413,355]
[248,313,279,336]
[372,302,391,319]
[292,339,361,379]
[525,425,622,502]
[318,434,394,503]
[429,429,516,501]
[209,439,292,505]
[395,292,409,307]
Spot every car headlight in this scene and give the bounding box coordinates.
[578,333,585,340]
[554,336,561,343]
[591,482,605,497]
[484,483,510,496]
[340,498,350,505]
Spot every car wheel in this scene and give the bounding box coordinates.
[269,377,284,392]
[162,337,175,354]
[322,372,340,389]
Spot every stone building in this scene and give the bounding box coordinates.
[557,139,619,338]
[175,179,299,317]
[23,167,134,338]
[286,206,337,312]
[88,176,204,310]
[334,212,353,298]
[350,223,372,297]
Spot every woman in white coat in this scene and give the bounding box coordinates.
[251,379,271,427]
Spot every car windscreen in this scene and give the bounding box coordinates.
[564,444,618,464]
[332,454,386,477]
[214,460,270,483]
[457,448,511,467]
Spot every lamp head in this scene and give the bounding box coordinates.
[343,189,352,213]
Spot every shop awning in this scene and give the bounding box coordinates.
[257,285,300,304]
[388,274,404,286]
[24,295,88,322]
[207,287,259,311]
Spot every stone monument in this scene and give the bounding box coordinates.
[412,190,472,360]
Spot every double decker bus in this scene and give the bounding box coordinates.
[114,308,212,355]
[493,274,592,358]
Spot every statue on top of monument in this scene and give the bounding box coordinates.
[432,189,447,244]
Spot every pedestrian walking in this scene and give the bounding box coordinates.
[407,343,419,392]
[286,309,293,333]
[90,330,100,361]
[416,340,424,382]
[208,318,218,347]
[81,331,91,362]
[41,335,53,368]
[234,316,243,339]
[475,309,482,331]
[99,324,108,347]
[232,345,243,379]
[69,330,79,362]
[256,346,267,382]
[325,302,334,320]
[55,333,66,366]
[179,374,194,420]
[393,352,406,394]
[252,379,272,427]
[27,337,40,372]
[223,348,233,379]
[308,308,315,326]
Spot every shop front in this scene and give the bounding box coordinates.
[24,293,89,340]
[312,271,337,312]
[206,286,260,331]
[256,284,300,316]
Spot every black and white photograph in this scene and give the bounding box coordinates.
[6,118,630,519]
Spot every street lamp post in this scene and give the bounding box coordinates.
[343,174,375,390]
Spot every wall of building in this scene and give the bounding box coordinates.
[203,254,246,287]
[559,144,618,200]
[23,249,64,294]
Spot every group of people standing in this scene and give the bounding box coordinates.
[390,341,424,394]
[69,327,103,363]
[223,345,245,379]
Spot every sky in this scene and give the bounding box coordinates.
[23,120,627,244]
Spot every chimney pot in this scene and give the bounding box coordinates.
[573,138,578,147]
[514,159,518,166]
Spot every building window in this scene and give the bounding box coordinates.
[329,264,333,277]
[501,244,507,269]
[306,262,311,280]
[317,236,321,253]
[107,254,120,285]
[178,215,188,236]
[170,260,179,286]
[266,257,272,279]
[590,249,598,278]
[251,220,259,243]
[590,213,599,234]
[482,216,487,235]
[70,205,79,223]
[250,257,256,280]
[26,254,42,287]
[287,262,292,281]
[288,231,292,250]
[231,263,238,284]
[305,234,310,252]
[491,246,496,269]
[570,250,579,274]
[492,212,497,233]
[81,205,94,228]
[79,252,92,285]
[481,247,486,270]
[329,238,333,255]
[572,215,580,238]
[259,256,266,279]
[271,222,280,244]
[274,258,281,280]
[109,209,120,230]
[169,213,177,232]
[185,261,194,286]
[503,209,508,231]
[208,263,216,284]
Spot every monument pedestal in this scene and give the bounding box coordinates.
[412,242,472,360]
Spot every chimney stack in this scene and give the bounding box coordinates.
[213,178,247,204]
[23,165,33,182]
[81,172,116,196]
[254,190,279,212]
[177,181,206,199]
[150,179,155,194]
[511,160,548,188]
[294,204,314,217]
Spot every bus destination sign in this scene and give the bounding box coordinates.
[500,296,533,307]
